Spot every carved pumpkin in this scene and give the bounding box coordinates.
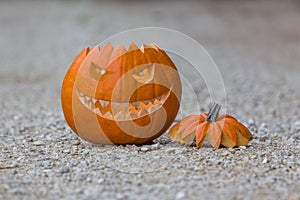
[61,43,182,144]
[168,103,253,148]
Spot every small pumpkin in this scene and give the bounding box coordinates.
[61,43,182,144]
[168,103,253,148]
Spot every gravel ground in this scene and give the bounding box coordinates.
[0,1,300,199]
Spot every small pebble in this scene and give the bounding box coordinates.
[116,193,124,199]
[97,178,104,184]
[175,191,186,199]
[13,115,20,120]
[166,148,176,154]
[262,157,268,164]
[11,187,25,195]
[248,118,255,125]
[26,138,33,142]
[78,173,87,181]
[63,149,70,154]
[33,141,44,146]
[221,151,230,156]
[151,143,160,150]
[59,166,70,174]
[292,120,300,132]
[72,140,81,145]
[140,146,150,152]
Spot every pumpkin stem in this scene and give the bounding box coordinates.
[206,103,221,122]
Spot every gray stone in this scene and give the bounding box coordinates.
[140,146,150,152]
[32,141,44,146]
[175,191,186,199]
[59,166,70,174]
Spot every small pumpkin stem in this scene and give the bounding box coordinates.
[206,103,221,122]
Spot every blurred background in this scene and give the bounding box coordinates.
[1,0,299,108]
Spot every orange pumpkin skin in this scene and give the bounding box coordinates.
[61,43,182,144]
[61,47,90,134]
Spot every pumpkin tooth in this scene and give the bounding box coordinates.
[118,103,129,113]
[131,101,140,109]
[93,108,101,115]
[86,100,93,108]
[79,96,85,104]
[85,96,91,102]
[125,112,132,120]
[83,101,88,108]
[121,103,129,111]
[149,98,155,104]
[118,104,124,112]
[157,95,162,101]
[138,108,148,117]
[114,111,125,120]
[91,98,97,104]
[149,104,161,113]
[99,99,109,108]
[125,110,137,120]
[129,103,139,113]
[103,111,113,119]
[112,102,119,111]
[83,98,89,106]
[90,102,95,110]
[153,99,160,105]
[146,101,153,110]
[94,100,101,109]
[138,102,147,109]
[79,91,84,97]
[142,100,150,105]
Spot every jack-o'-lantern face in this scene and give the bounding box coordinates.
[61,43,181,144]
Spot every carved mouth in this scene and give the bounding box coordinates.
[75,87,171,121]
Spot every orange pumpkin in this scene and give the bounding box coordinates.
[168,103,253,148]
[61,43,182,144]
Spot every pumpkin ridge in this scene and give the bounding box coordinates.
[195,121,210,148]
[206,122,222,148]
[177,114,204,133]
[226,118,252,139]
[217,120,237,147]
[180,120,201,140]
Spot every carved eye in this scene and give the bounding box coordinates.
[90,62,110,81]
[132,64,155,84]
